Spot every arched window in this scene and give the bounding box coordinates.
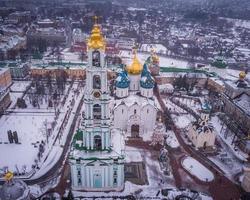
[93,75,101,89]
[94,135,102,150]
[92,50,101,67]
[93,104,101,120]
[134,109,136,114]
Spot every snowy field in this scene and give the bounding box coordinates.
[172,114,194,129]
[10,81,31,92]
[211,116,248,161]
[0,113,54,174]
[165,130,180,148]
[0,82,84,178]
[182,156,214,182]
[8,81,31,108]
[119,50,189,68]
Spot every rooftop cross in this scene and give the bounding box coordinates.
[93,16,101,25]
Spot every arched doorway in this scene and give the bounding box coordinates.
[131,124,140,138]
[94,135,102,150]
[203,141,207,149]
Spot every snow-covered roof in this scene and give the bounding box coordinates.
[234,93,250,115]
[70,129,125,161]
[114,94,156,109]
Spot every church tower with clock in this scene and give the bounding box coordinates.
[69,19,125,191]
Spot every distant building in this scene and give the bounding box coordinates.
[37,19,55,28]
[8,11,31,24]
[221,71,250,153]
[116,37,135,50]
[30,64,85,79]
[0,35,26,60]
[27,27,67,46]
[9,63,30,79]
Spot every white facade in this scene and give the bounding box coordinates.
[70,156,124,191]
[188,125,215,148]
[140,86,154,98]
[114,95,157,138]
[70,24,124,191]
[115,87,129,98]
[129,74,140,91]
[187,114,215,149]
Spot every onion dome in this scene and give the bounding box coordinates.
[115,70,130,88]
[140,68,155,89]
[126,53,143,75]
[236,71,248,88]
[87,20,106,50]
[201,102,212,113]
[0,172,30,200]
[150,48,159,64]
[239,71,246,80]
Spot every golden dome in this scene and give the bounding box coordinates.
[152,54,159,63]
[4,171,13,181]
[239,71,246,79]
[87,22,106,50]
[151,48,159,63]
[126,53,143,75]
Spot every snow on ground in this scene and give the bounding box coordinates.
[172,114,193,129]
[165,130,180,148]
[0,82,84,179]
[0,113,54,174]
[125,146,143,163]
[32,83,84,179]
[8,81,31,108]
[119,50,189,68]
[140,43,167,54]
[10,81,31,92]
[153,96,162,110]
[164,98,186,113]
[182,156,214,182]
[209,155,242,182]
[211,116,248,161]
[60,48,83,63]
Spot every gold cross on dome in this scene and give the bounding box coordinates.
[93,16,101,24]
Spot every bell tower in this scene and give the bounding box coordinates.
[70,18,125,192]
[84,17,111,150]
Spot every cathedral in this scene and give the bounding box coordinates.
[113,50,158,138]
[69,22,125,191]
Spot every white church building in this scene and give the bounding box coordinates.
[113,51,158,138]
[187,103,216,149]
[69,22,125,191]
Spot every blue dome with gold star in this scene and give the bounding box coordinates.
[115,70,130,88]
[140,64,155,89]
